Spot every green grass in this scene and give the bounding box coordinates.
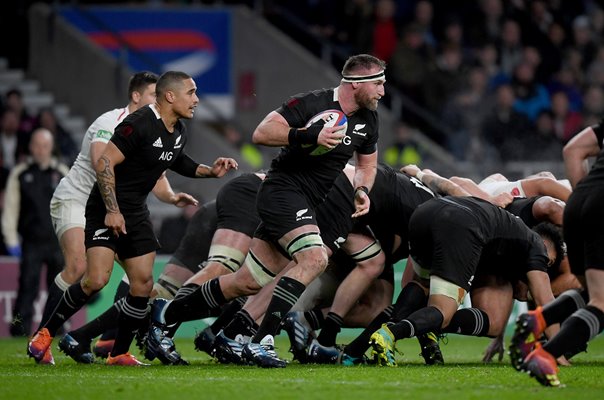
[1,334,603,400]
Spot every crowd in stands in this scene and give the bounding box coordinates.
[268,0,604,166]
[0,88,78,256]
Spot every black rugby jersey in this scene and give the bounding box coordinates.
[505,196,541,228]
[273,88,379,204]
[361,164,435,262]
[575,119,604,188]
[438,197,550,279]
[88,105,196,213]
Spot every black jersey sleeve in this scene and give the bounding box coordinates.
[170,152,198,177]
[592,119,604,149]
[276,93,313,128]
[525,233,550,273]
[356,111,379,155]
[110,121,143,159]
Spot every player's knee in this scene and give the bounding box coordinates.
[129,276,154,296]
[297,246,328,275]
[81,274,110,293]
[63,257,88,283]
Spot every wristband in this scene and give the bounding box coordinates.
[355,186,369,196]
[288,124,321,146]
[416,171,425,182]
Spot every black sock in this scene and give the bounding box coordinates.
[164,279,225,325]
[344,305,393,358]
[99,280,131,341]
[38,275,69,331]
[304,308,325,330]
[542,289,589,325]
[71,298,123,343]
[443,308,490,336]
[253,277,305,343]
[111,294,149,356]
[222,309,256,338]
[209,297,247,335]
[317,312,344,347]
[544,305,604,358]
[45,283,91,336]
[163,284,200,337]
[391,282,428,323]
[390,306,443,340]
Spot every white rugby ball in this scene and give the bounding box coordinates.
[302,109,348,156]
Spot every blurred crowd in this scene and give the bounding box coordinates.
[0,88,78,256]
[270,0,604,166]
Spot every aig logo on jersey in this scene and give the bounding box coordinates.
[159,151,173,161]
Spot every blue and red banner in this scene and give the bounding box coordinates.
[60,6,233,119]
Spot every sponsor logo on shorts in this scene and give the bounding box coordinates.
[93,228,110,241]
[333,236,346,249]
[295,208,312,221]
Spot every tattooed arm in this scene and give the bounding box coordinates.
[95,142,126,236]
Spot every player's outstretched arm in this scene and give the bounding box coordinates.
[195,157,238,178]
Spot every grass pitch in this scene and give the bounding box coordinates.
[1,334,603,400]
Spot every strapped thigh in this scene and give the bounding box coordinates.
[429,275,467,306]
[285,230,324,259]
[246,249,277,287]
[206,244,246,273]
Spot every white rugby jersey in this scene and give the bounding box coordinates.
[52,107,129,202]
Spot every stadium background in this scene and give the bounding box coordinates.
[0,0,589,337]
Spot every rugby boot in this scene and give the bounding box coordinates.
[306,339,339,364]
[106,352,149,366]
[242,335,287,368]
[194,326,216,357]
[213,331,246,364]
[510,307,546,371]
[418,332,444,365]
[92,339,115,359]
[523,343,561,387]
[281,311,314,363]
[27,328,53,363]
[58,333,95,364]
[369,324,397,367]
[145,325,188,365]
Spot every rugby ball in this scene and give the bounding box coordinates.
[302,109,348,156]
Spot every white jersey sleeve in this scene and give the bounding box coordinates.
[52,107,129,203]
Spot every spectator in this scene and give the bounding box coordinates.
[442,65,492,159]
[1,128,68,336]
[526,110,563,161]
[550,91,583,144]
[35,107,78,166]
[412,0,437,49]
[475,42,507,89]
[546,67,583,112]
[370,0,398,63]
[466,0,504,47]
[497,19,524,77]
[481,84,532,162]
[510,61,551,122]
[0,109,30,169]
[339,0,374,54]
[3,89,36,134]
[221,124,264,170]
[422,44,468,117]
[581,85,604,127]
[571,15,597,70]
[383,121,424,168]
